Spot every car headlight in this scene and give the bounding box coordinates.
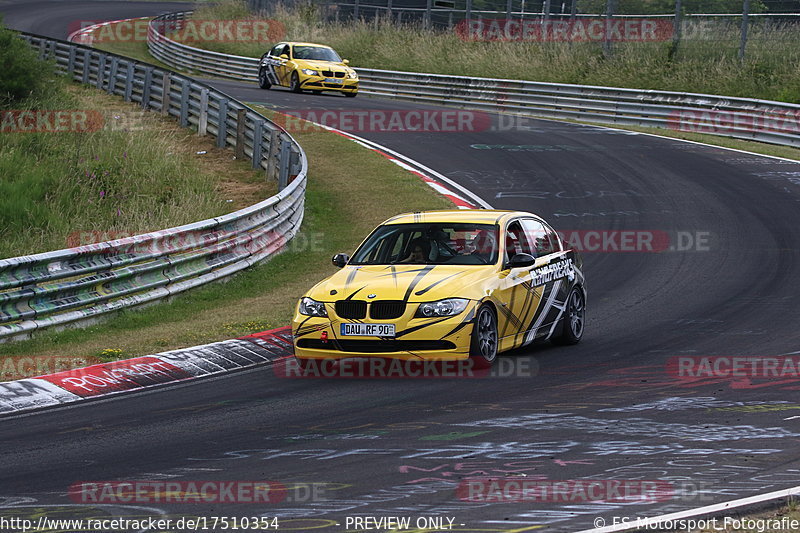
[347,70,358,79]
[415,298,469,318]
[299,297,328,317]
[301,69,319,76]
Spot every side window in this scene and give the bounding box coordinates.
[522,219,560,257]
[505,221,533,261]
[271,44,288,58]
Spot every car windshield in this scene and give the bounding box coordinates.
[350,223,500,265]
[292,46,342,62]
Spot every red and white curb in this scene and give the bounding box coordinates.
[271,112,492,210]
[0,327,292,416]
[67,17,151,44]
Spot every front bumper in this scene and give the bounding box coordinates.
[300,75,358,93]
[292,314,474,361]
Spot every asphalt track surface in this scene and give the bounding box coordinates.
[3,2,800,531]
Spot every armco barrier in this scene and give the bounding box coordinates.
[143,11,800,148]
[0,32,307,342]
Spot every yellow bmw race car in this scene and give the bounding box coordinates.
[257,42,358,97]
[292,210,586,369]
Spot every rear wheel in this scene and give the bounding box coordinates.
[258,68,271,89]
[289,71,302,93]
[553,287,585,345]
[344,91,357,98]
[469,305,498,369]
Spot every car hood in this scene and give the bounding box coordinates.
[307,264,497,303]
[297,59,348,70]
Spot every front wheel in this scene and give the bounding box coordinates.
[469,305,498,369]
[258,68,271,89]
[553,287,585,345]
[289,71,302,93]
[344,91,357,98]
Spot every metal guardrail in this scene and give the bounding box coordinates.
[1,31,308,341]
[145,11,800,149]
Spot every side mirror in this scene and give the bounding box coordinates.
[332,253,350,268]
[342,59,350,65]
[506,253,535,269]
[279,54,289,60]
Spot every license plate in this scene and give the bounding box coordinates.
[324,78,342,84]
[340,323,395,337]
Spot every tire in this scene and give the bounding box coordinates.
[289,71,302,93]
[258,68,271,89]
[469,305,498,369]
[344,91,357,98]
[553,286,585,345]
[311,90,322,95]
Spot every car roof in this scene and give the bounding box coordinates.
[382,210,544,226]
[282,42,335,49]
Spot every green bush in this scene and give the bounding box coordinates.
[0,17,56,108]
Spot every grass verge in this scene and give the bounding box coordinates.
[0,104,451,366]
[0,85,273,259]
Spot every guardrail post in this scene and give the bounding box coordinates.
[161,73,172,115]
[96,54,106,90]
[124,63,135,101]
[278,140,291,190]
[43,40,54,62]
[425,0,432,28]
[267,129,280,180]
[465,0,472,26]
[739,0,750,61]
[217,98,229,148]
[507,0,513,19]
[141,67,153,109]
[67,47,76,77]
[252,121,264,170]
[354,0,360,19]
[82,49,91,84]
[180,79,190,127]
[671,0,682,56]
[107,57,119,94]
[198,88,209,135]
[235,108,247,160]
[603,0,616,57]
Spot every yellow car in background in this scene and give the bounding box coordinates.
[258,41,358,97]
[292,210,586,370]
